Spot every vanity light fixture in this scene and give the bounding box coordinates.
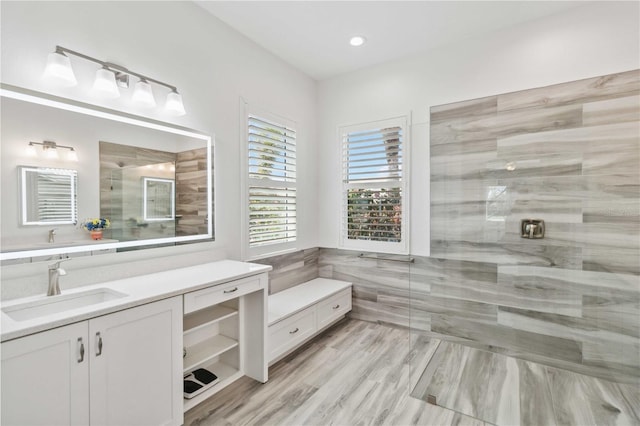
[43,50,77,86]
[43,45,186,115]
[92,67,121,99]
[349,36,366,47]
[132,79,156,108]
[25,143,38,157]
[67,148,79,162]
[27,141,79,162]
[165,90,186,116]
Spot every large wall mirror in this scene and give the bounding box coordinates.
[1,84,214,261]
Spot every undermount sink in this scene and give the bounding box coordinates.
[2,288,128,322]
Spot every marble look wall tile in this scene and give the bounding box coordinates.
[431,240,583,269]
[412,294,497,324]
[581,341,640,379]
[350,298,410,328]
[496,268,583,317]
[254,248,319,294]
[487,152,584,180]
[583,94,640,126]
[430,138,497,157]
[582,246,640,275]
[432,103,583,146]
[430,314,583,363]
[498,265,640,298]
[583,199,640,224]
[424,266,582,323]
[496,69,640,112]
[583,295,640,339]
[430,150,498,181]
[496,306,638,354]
[431,96,498,124]
[507,199,583,223]
[497,122,640,176]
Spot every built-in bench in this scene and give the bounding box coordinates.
[267,278,352,364]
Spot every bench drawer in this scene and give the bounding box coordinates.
[316,288,352,330]
[268,307,316,361]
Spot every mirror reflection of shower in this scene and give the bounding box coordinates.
[100,141,209,243]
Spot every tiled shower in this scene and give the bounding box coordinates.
[422,69,639,383]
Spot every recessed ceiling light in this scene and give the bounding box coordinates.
[349,36,366,47]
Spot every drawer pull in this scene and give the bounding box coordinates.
[332,304,340,310]
[289,327,299,334]
[223,287,238,294]
[96,332,103,356]
[77,337,85,363]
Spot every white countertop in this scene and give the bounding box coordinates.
[1,260,271,342]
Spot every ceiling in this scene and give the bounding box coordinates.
[196,1,589,81]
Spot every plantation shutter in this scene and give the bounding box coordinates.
[341,117,409,253]
[37,173,77,222]
[248,115,297,248]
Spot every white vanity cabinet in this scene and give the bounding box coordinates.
[1,321,90,425]
[1,296,183,426]
[89,296,183,426]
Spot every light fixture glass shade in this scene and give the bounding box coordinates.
[67,148,79,162]
[165,90,186,116]
[25,143,38,157]
[44,51,77,86]
[92,67,120,99]
[44,147,59,159]
[132,79,156,107]
[349,36,366,47]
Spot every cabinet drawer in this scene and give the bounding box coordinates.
[317,288,352,330]
[268,308,316,361]
[184,276,261,314]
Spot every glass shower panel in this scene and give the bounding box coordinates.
[410,70,639,424]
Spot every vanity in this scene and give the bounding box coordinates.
[0,260,270,426]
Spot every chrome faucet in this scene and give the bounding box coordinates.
[48,258,71,296]
[48,228,57,243]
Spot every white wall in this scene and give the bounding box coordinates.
[0,1,318,261]
[316,2,640,256]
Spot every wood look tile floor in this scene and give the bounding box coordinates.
[185,319,487,426]
[185,319,639,426]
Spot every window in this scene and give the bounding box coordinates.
[340,116,409,254]
[243,109,297,259]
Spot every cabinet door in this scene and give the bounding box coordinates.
[1,322,89,425]
[89,296,183,426]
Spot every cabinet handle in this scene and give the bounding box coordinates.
[289,327,299,334]
[96,332,103,356]
[223,287,238,294]
[332,304,340,310]
[77,337,85,363]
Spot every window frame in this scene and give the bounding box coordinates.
[338,115,410,255]
[241,102,298,260]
